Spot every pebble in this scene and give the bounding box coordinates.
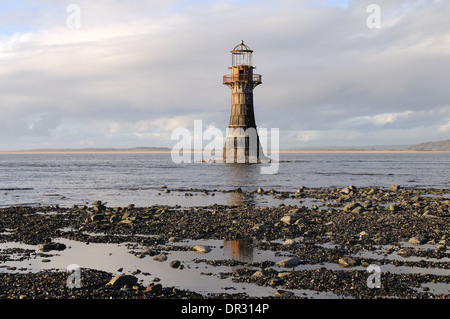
[193,245,211,254]
[106,275,138,288]
[338,257,357,268]
[276,257,303,268]
[153,254,168,262]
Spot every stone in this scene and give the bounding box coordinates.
[283,239,295,245]
[436,244,447,252]
[38,242,67,252]
[397,248,411,257]
[252,270,267,278]
[170,260,181,268]
[275,290,294,298]
[276,257,303,268]
[257,188,264,194]
[193,245,211,254]
[389,185,400,191]
[269,278,283,286]
[340,185,357,194]
[93,205,106,212]
[338,257,357,268]
[408,237,426,246]
[343,202,361,212]
[153,254,168,262]
[146,283,162,293]
[359,231,369,237]
[280,215,294,225]
[107,275,138,288]
[423,211,439,218]
[90,214,104,221]
[351,206,365,214]
[389,204,400,212]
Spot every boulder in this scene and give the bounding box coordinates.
[193,245,211,254]
[146,283,162,293]
[153,254,168,262]
[169,260,181,268]
[276,257,303,268]
[38,242,67,252]
[280,215,294,225]
[275,290,294,298]
[408,236,426,246]
[343,202,361,212]
[252,270,267,278]
[338,257,357,268]
[389,185,400,191]
[107,275,138,288]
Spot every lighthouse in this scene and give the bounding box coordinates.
[223,40,264,163]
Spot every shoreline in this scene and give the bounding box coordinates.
[0,185,449,300]
[0,150,449,155]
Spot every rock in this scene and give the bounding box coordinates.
[93,205,106,212]
[252,224,268,231]
[107,275,138,288]
[408,237,426,246]
[340,185,357,194]
[389,204,400,212]
[343,202,361,212]
[351,206,365,214]
[38,242,67,252]
[389,185,400,191]
[252,270,267,278]
[338,257,357,268]
[275,290,294,298]
[276,257,303,268]
[90,214,104,221]
[170,260,181,268]
[397,248,411,257]
[280,215,294,225]
[193,245,211,254]
[283,239,295,245]
[436,244,447,252]
[359,231,369,238]
[269,278,283,286]
[153,254,168,262]
[423,211,439,218]
[257,188,264,194]
[146,283,162,293]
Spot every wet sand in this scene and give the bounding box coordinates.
[0,185,449,300]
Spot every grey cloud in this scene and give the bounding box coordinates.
[0,0,449,150]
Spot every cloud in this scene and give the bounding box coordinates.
[0,0,449,150]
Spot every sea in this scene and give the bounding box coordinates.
[0,151,449,208]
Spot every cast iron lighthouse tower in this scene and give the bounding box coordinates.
[223,40,264,163]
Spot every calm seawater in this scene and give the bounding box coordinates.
[0,152,448,208]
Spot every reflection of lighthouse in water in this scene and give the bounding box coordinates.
[223,239,254,263]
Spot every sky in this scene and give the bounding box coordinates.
[0,0,449,150]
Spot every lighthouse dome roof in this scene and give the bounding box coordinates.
[232,40,253,53]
